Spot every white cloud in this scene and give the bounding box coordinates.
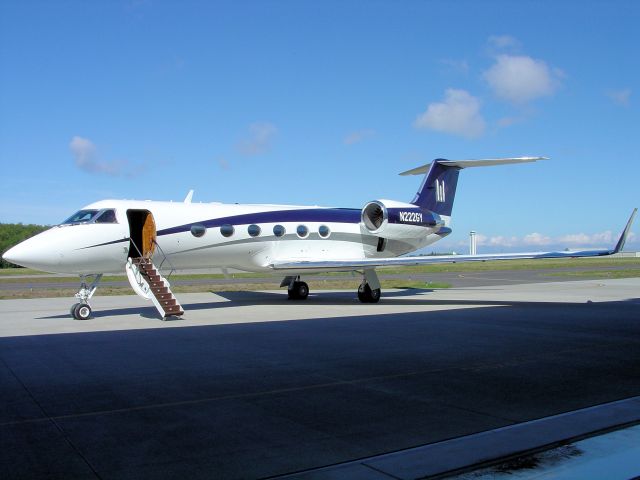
[522,232,553,246]
[606,88,631,107]
[236,122,277,156]
[344,129,375,145]
[69,136,136,177]
[414,89,486,139]
[488,236,518,248]
[483,54,562,104]
[487,35,520,51]
[471,230,621,249]
[558,231,613,246]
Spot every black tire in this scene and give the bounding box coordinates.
[74,303,92,320]
[70,303,80,317]
[297,282,309,300]
[288,281,309,300]
[357,283,381,303]
[357,283,368,302]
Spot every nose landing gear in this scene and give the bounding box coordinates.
[70,274,103,320]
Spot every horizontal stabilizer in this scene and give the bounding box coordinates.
[399,157,547,176]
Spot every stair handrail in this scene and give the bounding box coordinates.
[129,237,145,260]
[152,239,176,280]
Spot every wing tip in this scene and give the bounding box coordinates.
[613,207,638,253]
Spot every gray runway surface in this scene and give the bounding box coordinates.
[1,278,639,479]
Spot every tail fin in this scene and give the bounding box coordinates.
[399,157,546,216]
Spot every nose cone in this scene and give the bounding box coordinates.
[1,231,60,272]
[2,243,28,266]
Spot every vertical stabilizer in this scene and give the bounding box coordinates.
[399,157,546,217]
[409,160,460,216]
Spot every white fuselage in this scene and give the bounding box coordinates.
[5,199,448,275]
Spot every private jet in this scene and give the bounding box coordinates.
[3,157,636,320]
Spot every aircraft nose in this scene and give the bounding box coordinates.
[1,232,60,272]
[2,242,28,266]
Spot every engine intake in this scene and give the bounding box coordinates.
[361,201,388,233]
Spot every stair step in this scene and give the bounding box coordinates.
[129,258,184,318]
[163,305,183,316]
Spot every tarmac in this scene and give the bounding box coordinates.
[1,278,639,479]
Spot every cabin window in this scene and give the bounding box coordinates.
[296,225,309,238]
[273,224,285,237]
[247,224,261,237]
[318,225,330,238]
[95,209,118,224]
[220,224,234,237]
[60,209,99,225]
[191,224,206,238]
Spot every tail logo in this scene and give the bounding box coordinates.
[436,179,446,203]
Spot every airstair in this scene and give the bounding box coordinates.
[125,240,184,319]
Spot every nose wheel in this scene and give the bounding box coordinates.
[69,274,102,320]
[71,303,93,320]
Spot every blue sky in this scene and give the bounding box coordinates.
[1,0,638,253]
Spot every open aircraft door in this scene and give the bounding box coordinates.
[126,209,156,258]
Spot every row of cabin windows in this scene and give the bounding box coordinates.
[190,224,331,239]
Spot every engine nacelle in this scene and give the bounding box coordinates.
[361,199,444,238]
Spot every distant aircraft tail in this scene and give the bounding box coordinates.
[399,157,547,216]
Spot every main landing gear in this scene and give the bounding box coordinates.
[70,274,103,320]
[358,282,381,303]
[280,268,382,303]
[285,276,309,300]
[358,268,381,303]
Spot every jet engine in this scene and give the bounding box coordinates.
[361,199,444,240]
[361,200,388,234]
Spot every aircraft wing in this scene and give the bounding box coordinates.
[270,209,637,272]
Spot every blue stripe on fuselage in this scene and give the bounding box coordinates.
[156,208,362,236]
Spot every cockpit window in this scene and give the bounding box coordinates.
[61,209,99,225]
[95,209,117,224]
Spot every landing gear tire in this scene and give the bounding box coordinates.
[70,303,80,317]
[73,303,92,320]
[358,283,381,303]
[288,281,309,300]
